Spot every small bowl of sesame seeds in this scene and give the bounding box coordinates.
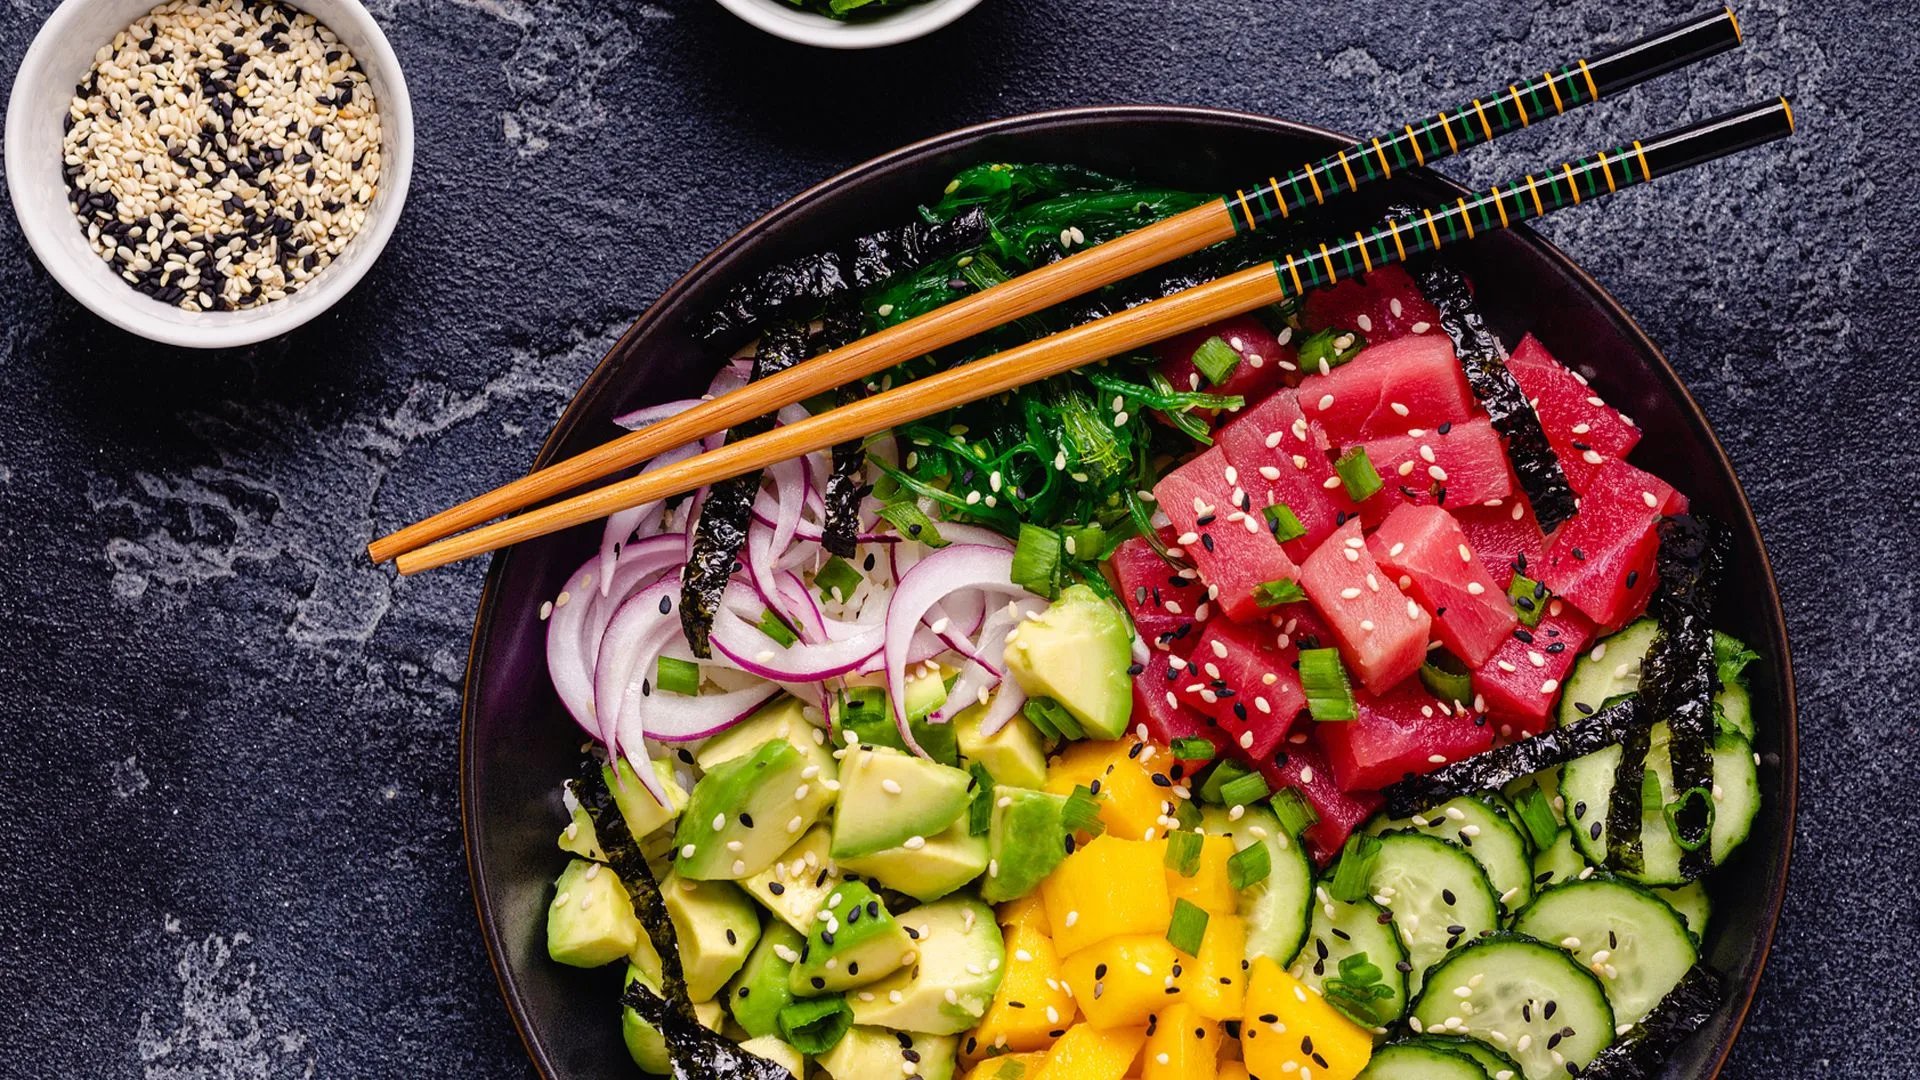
[5,0,413,348]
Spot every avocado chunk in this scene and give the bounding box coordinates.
[741,825,842,932]
[818,1027,958,1080]
[832,678,961,767]
[698,696,832,771]
[788,880,913,995]
[829,744,973,859]
[661,872,764,1000]
[837,818,990,902]
[979,787,1069,904]
[547,858,641,968]
[675,735,837,880]
[848,896,1005,1035]
[736,1036,805,1078]
[620,963,726,1074]
[727,922,805,1039]
[602,757,691,840]
[1002,583,1132,739]
[954,701,1050,789]
[556,804,607,861]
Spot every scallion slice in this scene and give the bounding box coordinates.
[1217,770,1272,808]
[1166,898,1210,956]
[1296,327,1366,372]
[1508,572,1548,627]
[1263,502,1307,543]
[1254,578,1307,608]
[1270,786,1320,836]
[1227,839,1271,890]
[1164,829,1204,878]
[1300,648,1359,721]
[1061,523,1108,562]
[1511,786,1561,851]
[1418,653,1473,706]
[878,499,949,548]
[1010,523,1063,599]
[968,763,996,837]
[1169,737,1218,762]
[1198,759,1258,805]
[1170,797,1203,832]
[656,656,700,697]
[1326,833,1382,902]
[814,556,863,603]
[756,609,799,648]
[1023,696,1084,741]
[1664,786,1716,851]
[1190,336,1242,386]
[776,995,853,1055]
[1333,446,1383,502]
[1062,784,1107,837]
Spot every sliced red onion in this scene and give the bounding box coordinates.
[599,438,705,594]
[611,396,703,432]
[883,545,1032,755]
[711,586,882,681]
[628,684,780,744]
[928,597,1040,724]
[978,676,1028,737]
[549,537,685,732]
[591,579,683,801]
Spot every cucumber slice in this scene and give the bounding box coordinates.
[1557,619,1753,736]
[1529,829,1589,891]
[1560,726,1759,885]
[1715,679,1754,739]
[1369,795,1534,916]
[1204,805,1312,966]
[1502,771,1565,829]
[1405,1035,1523,1080]
[1654,881,1711,939]
[1290,890,1409,1026]
[1410,934,1615,1080]
[1511,878,1697,1026]
[1357,833,1499,996]
[1359,1042,1491,1079]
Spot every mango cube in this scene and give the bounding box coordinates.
[1041,835,1173,955]
[1045,739,1173,842]
[1143,1003,1218,1080]
[961,1052,1045,1080]
[967,919,1075,1059]
[1059,935,1186,1029]
[1241,957,1372,1080]
[1217,1064,1250,1080]
[998,890,1052,939]
[1164,834,1239,916]
[1032,1023,1147,1080]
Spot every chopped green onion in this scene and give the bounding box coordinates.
[1166,898,1211,956]
[1198,759,1258,806]
[1326,833,1383,902]
[1664,787,1716,852]
[1270,786,1319,836]
[1254,578,1308,608]
[1061,523,1108,562]
[1418,653,1473,706]
[1164,829,1204,878]
[656,656,700,697]
[756,609,799,648]
[1640,770,1666,814]
[1295,327,1366,372]
[1024,696,1084,741]
[836,686,888,730]
[1300,648,1359,721]
[1169,737,1218,762]
[1171,796,1204,832]
[1333,446,1383,502]
[1227,839,1271,890]
[815,556,863,603]
[1508,573,1547,628]
[1217,771,1272,809]
[992,1059,1029,1080]
[776,995,853,1055]
[1322,951,1396,1026]
[1262,503,1307,544]
[1062,784,1107,837]
[1190,336,1242,386]
[968,764,996,837]
[1010,523,1064,598]
[1511,787,1562,851]
[877,500,949,548]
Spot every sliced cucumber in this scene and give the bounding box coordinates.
[1369,795,1534,916]
[1359,1042,1491,1079]
[1405,1035,1524,1080]
[1530,829,1589,891]
[1511,878,1697,1026]
[1358,833,1499,996]
[1503,771,1565,829]
[1291,890,1409,1026]
[1655,881,1711,940]
[1204,804,1312,966]
[1557,619,1754,736]
[1715,678,1754,739]
[1410,934,1615,1080]
[1560,726,1759,885]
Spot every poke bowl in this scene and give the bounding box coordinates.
[459,106,1795,1080]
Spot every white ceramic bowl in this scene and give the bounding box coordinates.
[711,0,983,49]
[4,0,413,349]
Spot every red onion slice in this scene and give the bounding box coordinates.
[883,544,1033,755]
[549,536,685,732]
[710,587,883,681]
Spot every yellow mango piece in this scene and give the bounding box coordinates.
[1216,1064,1250,1080]
[1045,739,1172,842]
[962,1052,1046,1080]
[998,890,1052,938]
[1059,935,1186,1030]
[968,920,1076,1059]
[1241,957,1372,1080]
[1182,912,1247,1022]
[1040,835,1173,955]
[1164,834,1239,917]
[1142,1003,1218,1080]
[1032,1024,1148,1080]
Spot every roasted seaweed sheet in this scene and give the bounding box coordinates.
[817,300,871,558]
[1381,697,1647,818]
[1637,514,1727,879]
[573,758,695,1021]
[621,983,797,1080]
[1579,964,1725,1079]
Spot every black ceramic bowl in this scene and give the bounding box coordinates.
[460,106,1796,1080]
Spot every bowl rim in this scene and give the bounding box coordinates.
[3,0,415,349]
[457,103,1798,1080]
[708,0,985,49]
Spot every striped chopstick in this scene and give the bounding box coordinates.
[366,9,1745,565]
[392,99,1795,575]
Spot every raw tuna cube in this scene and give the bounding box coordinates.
[1215,389,1359,559]
[1132,646,1221,764]
[1453,496,1549,590]
[1298,518,1431,694]
[1154,314,1295,410]
[1473,603,1596,737]
[1359,416,1515,511]
[1255,737,1383,866]
[1368,504,1517,667]
[1177,618,1306,761]
[1316,681,1496,791]
[1153,446,1301,624]
[1541,458,1688,630]
[1506,334,1642,492]
[1300,265,1443,345]
[1297,334,1477,444]
[1113,534,1207,651]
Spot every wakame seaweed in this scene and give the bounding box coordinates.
[919,162,1137,223]
[1380,697,1648,818]
[818,301,870,558]
[680,320,812,656]
[574,759,695,1022]
[1638,514,1728,878]
[621,982,798,1080]
[1413,258,1577,530]
[1579,964,1724,1079]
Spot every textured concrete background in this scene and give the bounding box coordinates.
[0,0,1908,1076]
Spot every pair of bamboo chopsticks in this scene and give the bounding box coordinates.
[376,8,1788,575]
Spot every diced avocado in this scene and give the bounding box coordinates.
[736,1036,805,1078]
[603,758,691,841]
[727,922,805,1039]
[818,1027,958,1080]
[547,858,640,968]
[789,880,913,995]
[742,825,842,932]
[661,872,764,1000]
[556,804,606,861]
[979,787,1068,904]
[1002,583,1132,739]
[698,696,833,772]
[829,744,973,859]
[620,963,726,1074]
[832,680,961,767]
[848,896,1005,1035]
[837,818,990,902]
[675,736,837,880]
[954,701,1050,789]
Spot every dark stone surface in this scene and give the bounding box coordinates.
[0,0,1907,1075]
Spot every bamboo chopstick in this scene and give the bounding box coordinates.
[367,9,1744,565]
[393,100,1794,575]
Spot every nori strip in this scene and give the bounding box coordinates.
[692,208,988,343]
[1605,717,1655,875]
[680,319,813,657]
[573,758,695,1023]
[621,983,798,1080]
[1638,515,1728,879]
[1380,697,1648,818]
[817,301,870,558]
[1578,964,1724,1079]
[1412,258,1578,530]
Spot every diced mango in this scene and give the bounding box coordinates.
[1041,835,1173,955]
[968,919,1076,1059]
[1045,739,1172,842]
[1142,1003,1218,1080]
[1164,834,1239,916]
[962,1052,1045,1080]
[1241,958,1372,1080]
[1032,1024,1148,1080]
[998,891,1052,938]
[1183,913,1247,1023]
[1059,935,1186,1029]
[1216,1064,1250,1080]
